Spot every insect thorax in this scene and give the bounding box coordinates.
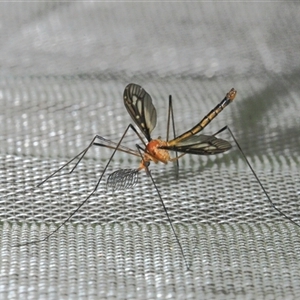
[144,139,171,164]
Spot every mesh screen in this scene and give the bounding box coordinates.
[1,2,300,300]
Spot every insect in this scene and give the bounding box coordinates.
[18,83,299,270]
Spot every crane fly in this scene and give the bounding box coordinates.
[104,84,235,190]
[17,83,300,270]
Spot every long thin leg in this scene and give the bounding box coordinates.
[166,95,180,179]
[93,136,140,158]
[225,126,300,228]
[166,95,177,142]
[212,125,228,137]
[6,136,141,198]
[37,125,148,188]
[36,135,107,187]
[136,144,190,270]
[16,124,145,246]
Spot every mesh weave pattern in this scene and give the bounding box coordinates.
[1,2,300,299]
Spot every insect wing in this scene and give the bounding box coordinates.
[160,134,232,155]
[124,83,157,141]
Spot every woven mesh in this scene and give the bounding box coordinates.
[1,2,300,300]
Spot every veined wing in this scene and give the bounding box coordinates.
[159,134,232,155]
[93,136,141,158]
[124,83,157,142]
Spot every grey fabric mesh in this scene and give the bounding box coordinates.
[1,3,300,300]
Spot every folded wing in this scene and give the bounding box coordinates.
[124,83,157,142]
[159,134,231,155]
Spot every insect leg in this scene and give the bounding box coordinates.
[36,135,108,188]
[136,144,190,270]
[225,125,300,228]
[16,124,145,246]
[166,95,180,179]
[94,125,148,150]
[212,125,228,137]
[5,139,103,199]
